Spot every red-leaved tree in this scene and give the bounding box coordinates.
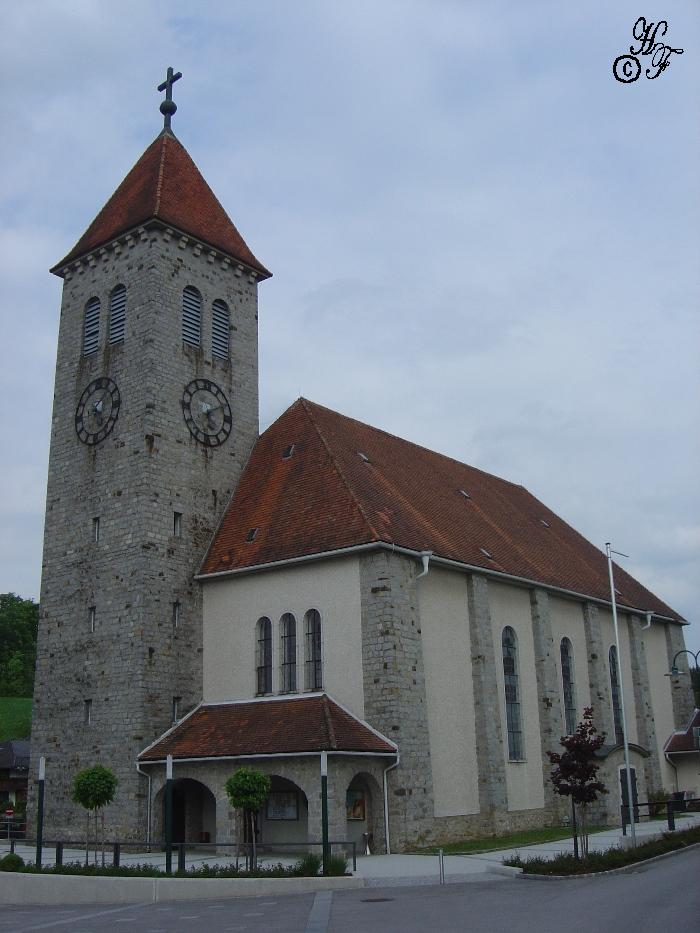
[547,707,607,859]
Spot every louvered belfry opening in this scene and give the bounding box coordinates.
[182,286,202,347]
[83,297,100,355]
[212,299,230,359]
[108,284,126,344]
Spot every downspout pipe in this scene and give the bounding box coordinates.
[135,762,152,848]
[383,752,400,854]
[416,551,432,579]
[641,611,653,630]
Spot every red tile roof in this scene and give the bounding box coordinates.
[138,694,396,761]
[665,709,700,754]
[51,131,270,277]
[200,398,683,621]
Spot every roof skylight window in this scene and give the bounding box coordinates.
[459,489,471,499]
[357,451,370,463]
[246,527,258,543]
[282,444,295,459]
[479,547,493,559]
[540,519,550,527]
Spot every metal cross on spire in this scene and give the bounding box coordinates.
[157,67,182,130]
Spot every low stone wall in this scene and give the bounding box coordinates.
[0,871,363,906]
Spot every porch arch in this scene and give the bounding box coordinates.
[345,771,383,853]
[153,777,217,845]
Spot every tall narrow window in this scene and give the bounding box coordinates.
[212,299,230,359]
[83,699,92,725]
[89,606,96,633]
[609,645,624,744]
[502,626,524,760]
[173,512,182,537]
[83,297,100,354]
[182,286,202,347]
[172,696,181,722]
[172,601,181,632]
[108,284,126,344]
[280,613,297,693]
[304,609,322,691]
[560,637,577,735]
[256,617,272,695]
[92,516,100,543]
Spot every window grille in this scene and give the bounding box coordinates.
[212,299,230,359]
[609,645,624,744]
[502,626,524,760]
[108,284,126,344]
[305,609,322,691]
[182,286,202,347]
[280,613,297,693]
[560,637,577,734]
[83,297,100,355]
[256,617,272,694]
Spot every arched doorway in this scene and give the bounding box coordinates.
[259,775,308,846]
[345,773,382,853]
[156,778,217,845]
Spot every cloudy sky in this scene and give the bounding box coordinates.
[1,1,698,654]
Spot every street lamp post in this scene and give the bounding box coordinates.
[667,648,700,681]
[606,543,637,847]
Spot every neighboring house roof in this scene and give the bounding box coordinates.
[200,398,682,621]
[138,694,397,762]
[665,709,700,754]
[0,740,30,772]
[51,130,270,278]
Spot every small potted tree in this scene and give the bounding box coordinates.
[71,765,118,866]
[225,768,271,871]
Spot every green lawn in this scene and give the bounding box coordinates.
[0,697,32,741]
[412,824,607,856]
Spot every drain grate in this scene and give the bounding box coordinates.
[361,897,395,903]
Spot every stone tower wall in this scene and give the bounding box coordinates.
[30,225,262,838]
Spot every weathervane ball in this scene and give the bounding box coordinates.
[160,99,177,117]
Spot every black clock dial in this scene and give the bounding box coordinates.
[181,379,232,447]
[75,377,121,446]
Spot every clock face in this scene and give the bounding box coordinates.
[75,377,121,446]
[181,379,232,447]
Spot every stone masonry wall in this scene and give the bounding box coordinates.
[29,224,263,839]
[359,551,434,850]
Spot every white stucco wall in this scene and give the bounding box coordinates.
[418,567,479,818]
[598,609,638,745]
[549,595,591,725]
[489,581,544,811]
[644,621,681,790]
[202,557,365,717]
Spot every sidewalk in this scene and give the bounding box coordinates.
[2,812,698,889]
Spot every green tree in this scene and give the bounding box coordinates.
[0,594,38,697]
[225,768,271,870]
[71,765,118,865]
[547,708,607,859]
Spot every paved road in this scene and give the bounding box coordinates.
[2,847,698,933]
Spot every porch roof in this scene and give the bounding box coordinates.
[664,709,700,755]
[138,693,397,762]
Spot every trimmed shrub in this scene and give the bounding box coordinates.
[0,853,25,871]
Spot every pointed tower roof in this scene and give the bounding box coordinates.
[51,130,270,277]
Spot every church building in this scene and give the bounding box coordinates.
[30,78,696,853]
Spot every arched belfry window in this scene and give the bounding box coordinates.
[609,645,624,744]
[83,297,100,355]
[182,286,202,347]
[560,637,577,735]
[256,617,272,695]
[502,626,524,760]
[305,609,322,691]
[108,284,126,344]
[212,299,230,359]
[280,613,297,693]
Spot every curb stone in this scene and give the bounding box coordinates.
[515,841,700,881]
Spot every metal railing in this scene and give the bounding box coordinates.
[1,837,357,874]
[620,795,700,835]
[0,818,26,841]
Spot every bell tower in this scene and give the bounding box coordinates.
[30,72,270,837]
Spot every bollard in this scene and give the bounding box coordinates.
[667,800,676,832]
[438,847,445,885]
[55,841,63,867]
[352,841,357,872]
[177,843,186,873]
[113,843,120,867]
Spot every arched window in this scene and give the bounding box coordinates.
[280,613,297,693]
[108,284,126,344]
[560,637,577,735]
[212,299,230,359]
[304,609,322,691]
[182,286,202,347]
[609,645,624,744]
[502,626,524,760]
[83,297,100,354]
[256,617,272,695]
